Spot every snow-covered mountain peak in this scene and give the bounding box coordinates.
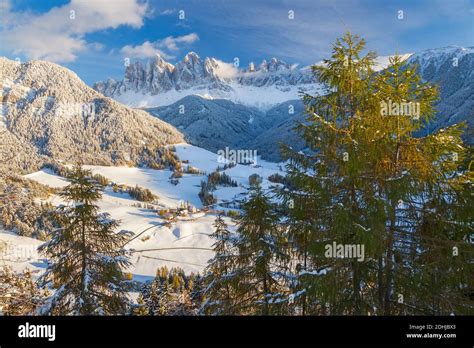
[268,57,291,72]
[247,62,256,72]
[183,51,201,63]
[93,52,319,109]
[93,46,472,111]
[414,45,473,57]
[152,53,173,70]
[407,46,474,73]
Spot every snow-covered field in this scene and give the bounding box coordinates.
[5,143,283,279]
[81,143,284,209]
[24,168,69,188]
[0,229,45,274]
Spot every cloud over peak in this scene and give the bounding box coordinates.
[120,33,200,59]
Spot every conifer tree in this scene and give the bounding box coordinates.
[280,32,378,314]
[369,55,471,314]
[39,165,131,315]
[280,32,472,315]
[201,214,238,315]
[232,187,288,315]
[140,266,197,315]
[0,267,48,315]
[189,273,204,312]
[156,280,174,315]
[132,293,150,316]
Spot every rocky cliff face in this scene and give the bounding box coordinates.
[93,52,318,109]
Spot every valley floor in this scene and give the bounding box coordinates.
[1,143,283,279]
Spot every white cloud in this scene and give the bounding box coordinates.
[161,33,199,51]
[120,33,200,59]
[121,41,171,59]
[1,0,149,63]
[213,59,240,79]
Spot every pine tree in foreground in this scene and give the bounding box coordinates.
[39,165,131,315]
[279,32,472,315]
[280,32,379,315]
[232,187,289,315]
[201,214,239,315]
[370,55,472,315]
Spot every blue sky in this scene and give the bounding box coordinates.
[1,0,473,85]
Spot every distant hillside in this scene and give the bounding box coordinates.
[146,95,266,153]
[0,57,184,173]
[407,46,474,144]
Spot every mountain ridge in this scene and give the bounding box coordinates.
[0,57,184,173]
[94,52,321,110]
[94,47,472,111]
